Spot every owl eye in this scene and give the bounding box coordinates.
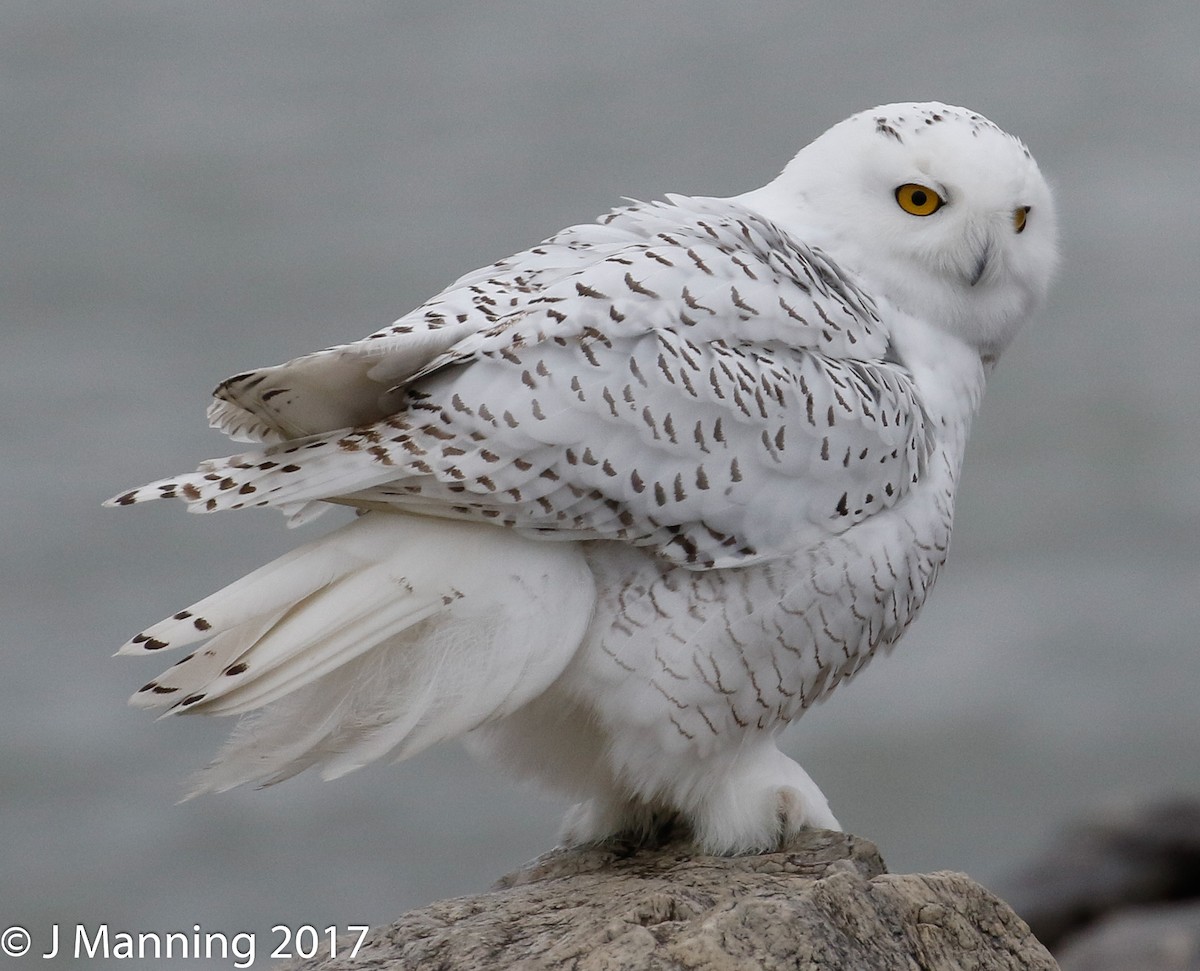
[1013,206,1031,234]
[895,183,945,217]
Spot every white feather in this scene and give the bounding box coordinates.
[120,512,595,795]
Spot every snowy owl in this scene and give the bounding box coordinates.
[107,102,1057,853]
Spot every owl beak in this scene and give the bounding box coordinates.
[968,238,993,287]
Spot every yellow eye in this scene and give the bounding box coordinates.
[895,183,945,216]
[1013,206,1030,234]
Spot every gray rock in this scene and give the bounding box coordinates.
[289,829,1057,970]
[1000,798,1200,952]
[1057,900,1200,971]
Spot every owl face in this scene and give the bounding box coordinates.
[741,102,1059,358]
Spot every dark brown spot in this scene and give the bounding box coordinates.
[624,272,659,299]
[575,280,608,299]
[730,287,758,315]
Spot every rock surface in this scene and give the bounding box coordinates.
[1001,797,1200,969]
[290,829,1057,970]
[1055,900,1200,971]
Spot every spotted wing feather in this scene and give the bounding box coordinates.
[108,198,931,568]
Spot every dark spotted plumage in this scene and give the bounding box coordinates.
[110,196,929,570]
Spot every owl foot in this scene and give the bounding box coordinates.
[692,746,841,854]
[558,746,840,856]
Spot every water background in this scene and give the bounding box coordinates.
[3,2,1198,966]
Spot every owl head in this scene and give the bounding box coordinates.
[740,102,1059,359]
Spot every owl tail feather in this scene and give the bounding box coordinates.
[117,511,596,798]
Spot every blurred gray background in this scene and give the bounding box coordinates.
[4,1,1198,965]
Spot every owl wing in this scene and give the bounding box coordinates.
[204,212,653,444]
[109,197,932,569]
